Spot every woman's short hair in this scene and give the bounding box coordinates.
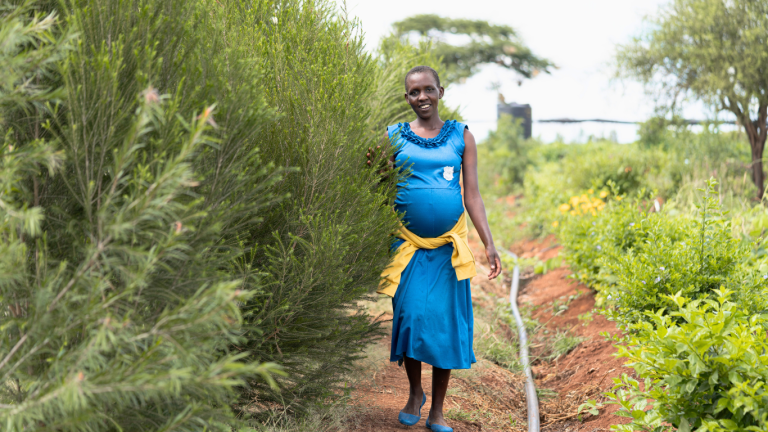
[404,66,441,90]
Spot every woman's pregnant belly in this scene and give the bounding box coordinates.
[395,188,465,238]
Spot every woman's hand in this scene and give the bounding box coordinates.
[366,144,394,176]
[485,245,502,280]
[366,145,389,169]
[366,145,382,166]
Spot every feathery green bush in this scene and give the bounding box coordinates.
[1,0,405,428]
[224,1,402,416]
[0,1,283,429]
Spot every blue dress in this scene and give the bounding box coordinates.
[388,119,476,370]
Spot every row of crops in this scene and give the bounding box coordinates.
[479,118,768,431]
[559,181,768,431]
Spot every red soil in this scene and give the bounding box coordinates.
[521,268,633,431]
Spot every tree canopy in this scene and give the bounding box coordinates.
[617,0,768,199]
[391,14,553,84]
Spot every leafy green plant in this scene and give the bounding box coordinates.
[534,256,562,275]
[577,399,604,421]
[551,292,581,316]
[578,311,594,326]
[605,179,766,326]
[558,190,652,295]
[607,289,768,432]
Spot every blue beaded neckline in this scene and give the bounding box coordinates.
[398,120,456,148]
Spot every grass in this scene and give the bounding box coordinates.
[545,330,584,361]
[254,402,367,432]
[536,387,558,401]
[474,326,522,371]
[472,291,524,372]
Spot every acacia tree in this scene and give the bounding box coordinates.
[617,0,768,200]
[391,14,553,84]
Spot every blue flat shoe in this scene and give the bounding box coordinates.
[425,418,453,432]
[398,393,426,426]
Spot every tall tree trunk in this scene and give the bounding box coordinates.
[752,140,766,200]
[740,104,768,201]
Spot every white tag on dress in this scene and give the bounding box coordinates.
[443,166,454,181]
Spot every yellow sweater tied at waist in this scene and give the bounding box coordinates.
[378,212,477,298]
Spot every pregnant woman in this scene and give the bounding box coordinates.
[368,66,502,432]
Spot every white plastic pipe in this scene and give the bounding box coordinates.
[504,250,540,431]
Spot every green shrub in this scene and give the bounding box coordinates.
[524,141,671,198]
[511,141,673,239]
[229,1,405,415]
[560,142,666,195]
[608,289,768,432]
[0,2,283,429]
[558,191,648,293]
[557,179,767,320]
[1,0,404,428]
[490,124,753,241]
[603,180,766,326]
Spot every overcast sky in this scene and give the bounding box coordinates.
[333,0,727,143]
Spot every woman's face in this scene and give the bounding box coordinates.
[404,72,444,120]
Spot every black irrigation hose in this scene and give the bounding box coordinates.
[504,250,540,432]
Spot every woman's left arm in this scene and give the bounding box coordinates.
[462,128,502,279]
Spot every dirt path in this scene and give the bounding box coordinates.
[349,235,632,432]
